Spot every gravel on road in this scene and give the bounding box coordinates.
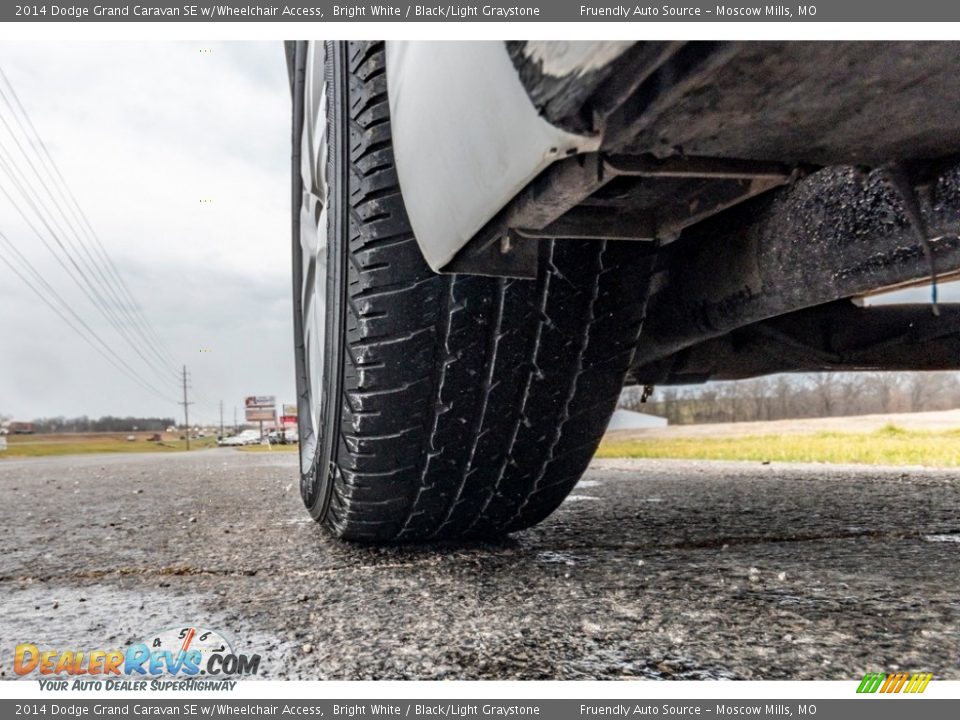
[1,450,957,680]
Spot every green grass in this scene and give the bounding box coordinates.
[236,443,298,453]
[8,424,957,466]
[597,425,960,467]
[0,435,218,458]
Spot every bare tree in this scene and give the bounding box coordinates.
[866,372,904,413]
[905,372,956,412]
[837,375,867,416]
[750,377,775,421]
[618,385,645,412]
[617,371,960,425]
[807,373,839,416]
[771,376,794,420]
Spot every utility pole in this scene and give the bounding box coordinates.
[219,400,224,438]
[233,406,237,434]
[180,365,194,451]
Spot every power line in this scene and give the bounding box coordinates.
[0,68,193,405]
[0,66,183,375]
[0,228,176,403]
[0,110,181,388]
[0,97,181,380]
[0,159,181,389]
[0,229,178,405]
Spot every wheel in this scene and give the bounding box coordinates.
[292,40,654,542]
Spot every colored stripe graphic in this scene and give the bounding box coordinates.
[857,672,932,694]
[905,673,933,693]
[857,673,886,693]
[885,673,908,693]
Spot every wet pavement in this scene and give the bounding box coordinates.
[0,450,958,680]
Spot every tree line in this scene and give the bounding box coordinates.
[1,415,177,433]
[620,372,960,425]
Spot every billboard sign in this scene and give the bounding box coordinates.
[245,408,275,422]
[280,415,298,427]
[282,404,298,417]
[245,396,276,423]
[245,395,276,409]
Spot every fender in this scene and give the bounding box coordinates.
[384,41,625,273]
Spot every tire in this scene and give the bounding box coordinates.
[292,41,654,542]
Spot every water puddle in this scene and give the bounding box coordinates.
[536,551,581,566]
[924,534,960,543]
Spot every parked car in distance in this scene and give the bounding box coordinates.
[218,430,262,447]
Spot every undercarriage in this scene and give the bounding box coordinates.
[451,41,960,384]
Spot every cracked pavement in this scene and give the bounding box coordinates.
[1,450,958,680]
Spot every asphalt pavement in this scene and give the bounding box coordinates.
[0,449,958,680]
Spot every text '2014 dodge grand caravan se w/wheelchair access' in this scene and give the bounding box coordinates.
[287,40,960,542]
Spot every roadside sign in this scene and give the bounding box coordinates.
[245,395,276,422]
[283,404,297,417]
[245,395,276,409]
[280,415,298,427]
[245,408,275,422]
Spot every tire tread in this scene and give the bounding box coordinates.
[318,41,652,541]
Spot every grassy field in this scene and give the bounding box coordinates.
[6,422,960,466]
[237,443,298,453]
[597,424,960,467]
[0,432,218,458]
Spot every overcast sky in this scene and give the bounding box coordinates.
[0,42,292,425]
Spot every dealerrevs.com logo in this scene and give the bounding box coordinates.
[15,626,260,691]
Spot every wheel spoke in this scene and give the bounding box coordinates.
[296,43,329,477]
